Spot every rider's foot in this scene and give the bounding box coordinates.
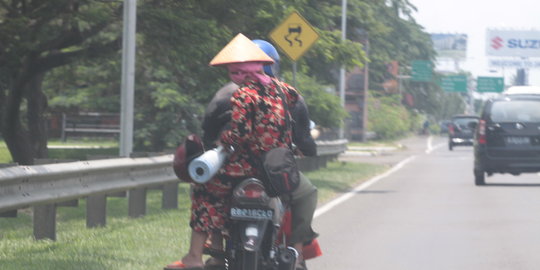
[164,259,204,270]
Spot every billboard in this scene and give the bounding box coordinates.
[489,59,540,68]
[486,29,540,57]
[431,33,468,59]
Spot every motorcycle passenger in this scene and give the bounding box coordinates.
[166,34,317,270]
[201,39,320,270]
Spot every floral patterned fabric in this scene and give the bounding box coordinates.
[189,176,233,234]
[189,77,298,234]
[219,77,299,178]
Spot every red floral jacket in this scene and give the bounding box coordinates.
[219,77,299,178]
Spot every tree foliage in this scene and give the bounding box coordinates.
[0,0,448,163]
[0,0,123,164]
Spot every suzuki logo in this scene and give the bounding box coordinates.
[491,36,504,50]
[515,123,524,130]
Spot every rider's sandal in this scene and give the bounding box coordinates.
[163,260,204,270]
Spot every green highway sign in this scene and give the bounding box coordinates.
[476,76,504,93]
[440,75,467,92]
[411,60,432,82]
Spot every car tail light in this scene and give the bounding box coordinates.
[477,119,486,144]
[448,124,455,135]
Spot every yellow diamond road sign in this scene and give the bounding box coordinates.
[269,11,319,62]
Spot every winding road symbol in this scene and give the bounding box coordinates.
[269,11,319,61]
[285,24,303,47]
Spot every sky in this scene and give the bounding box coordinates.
[408,0,540,86]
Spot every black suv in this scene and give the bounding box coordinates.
[473,90,540,185]
[448,115,479,150]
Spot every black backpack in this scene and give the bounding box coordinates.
[259,146,300,197]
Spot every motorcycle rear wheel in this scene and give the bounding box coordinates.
[241,250,259,270]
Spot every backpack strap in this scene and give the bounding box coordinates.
[275,84,293,150]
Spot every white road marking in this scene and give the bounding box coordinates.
[314,155,417,218]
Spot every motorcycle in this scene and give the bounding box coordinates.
[226,177,298,270]
[188,146,298,270]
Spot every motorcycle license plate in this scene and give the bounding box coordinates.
[230,207,274,221]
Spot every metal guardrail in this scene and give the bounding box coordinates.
[0,155,176,212]
[0,140,347,240]
[314,139,348,155]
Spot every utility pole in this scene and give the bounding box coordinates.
[338,0,347,139]
[361,35,369,142]
[119,0,137,157]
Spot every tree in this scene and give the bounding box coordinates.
[41,1,368,152]
[2,0,439,161]
[0,0,122,164]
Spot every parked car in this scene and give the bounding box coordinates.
[448,115,479,150]
[472,86,540,185]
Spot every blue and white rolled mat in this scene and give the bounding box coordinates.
[188,146,229,184]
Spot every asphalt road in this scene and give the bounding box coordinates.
[308,135,540,270]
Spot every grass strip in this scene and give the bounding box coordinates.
[0,160,387,270]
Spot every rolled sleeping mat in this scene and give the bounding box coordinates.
[188,146,229,184]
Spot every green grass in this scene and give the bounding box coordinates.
[0,141,11,163]
[0,139,119,163]
[0,161,388,270]
[0,188,193,270]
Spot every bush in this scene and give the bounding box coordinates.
[368,92,414,140]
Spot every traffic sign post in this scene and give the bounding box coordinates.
[476,76,504,93]
[410,60,432,82]
[269,11,319,62]
[440,75,467,92]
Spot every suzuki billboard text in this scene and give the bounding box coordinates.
[486,29,540,57]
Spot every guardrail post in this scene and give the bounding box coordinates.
[33,204,56,240]
[162,182,178,209]
[128,188,146,218]
[87,194,107,227]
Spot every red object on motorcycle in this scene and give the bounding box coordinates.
[241,182,265,199]
[173,134,204,183]
[233,179,271,204]
[303,238,323,260]
[278,211,322,260]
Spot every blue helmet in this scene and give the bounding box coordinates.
[252,39,280,77]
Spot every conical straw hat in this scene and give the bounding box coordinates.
[209,33,274,66]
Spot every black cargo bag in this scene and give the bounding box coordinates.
[260,147,300,197]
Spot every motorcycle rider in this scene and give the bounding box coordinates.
[166,34,318,270]
[202,39,320,270]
